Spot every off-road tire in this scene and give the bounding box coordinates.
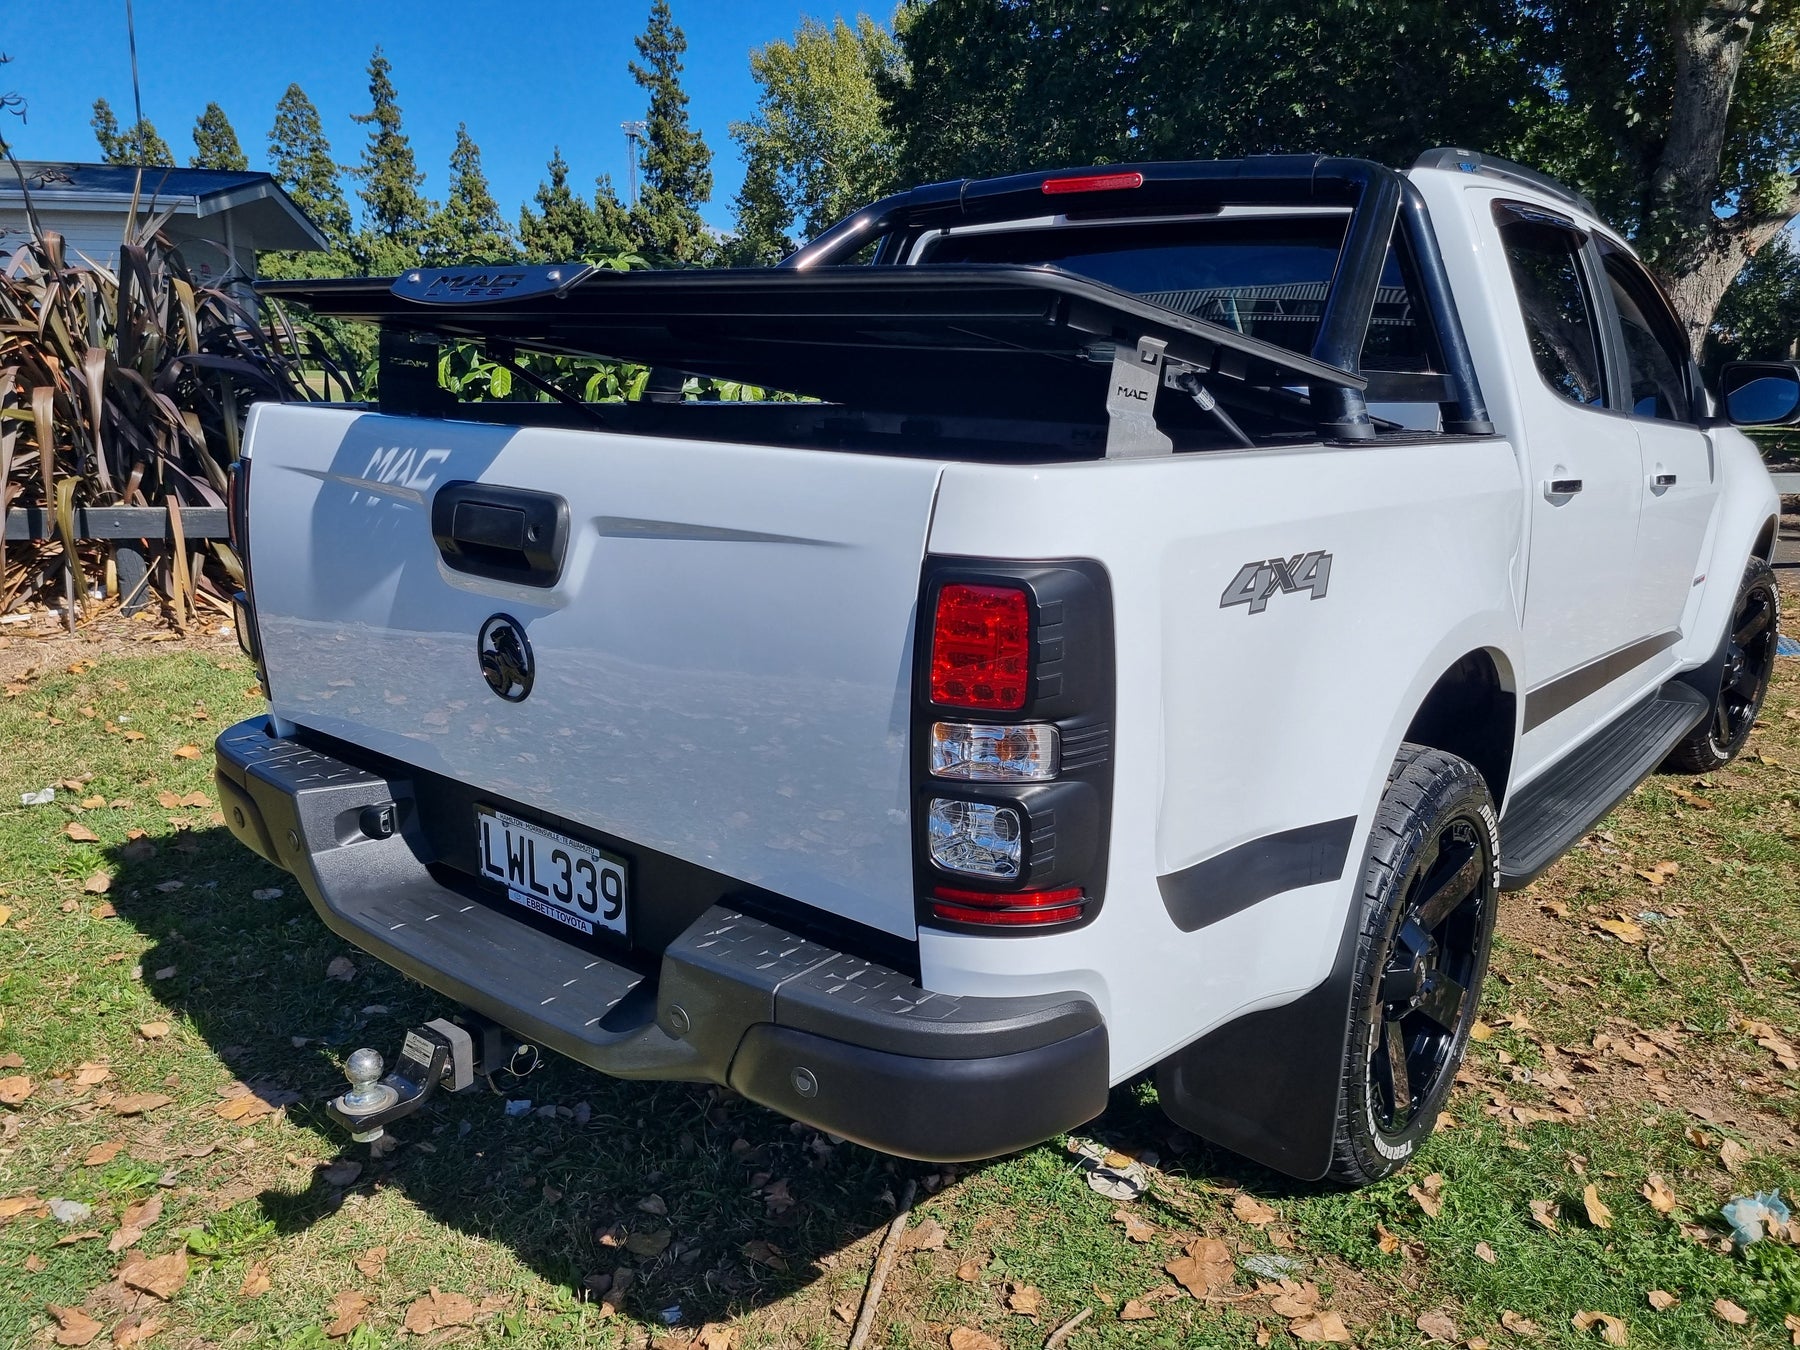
[1326,744,1499,1186]
[1662,557,1781,773]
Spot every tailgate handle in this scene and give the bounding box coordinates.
[431,482,569,588]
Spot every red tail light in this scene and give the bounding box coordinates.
[930,884,1084,926]
[930,583,1030,710]
[1041,170,1144,196]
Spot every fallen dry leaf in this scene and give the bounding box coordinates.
[1289,1311,1353,1343]
[1475,1240,1497,1264]
[1583,1185,1614,1230]
[1502,1310,1543,1337]
[1719,1139,1749,1174]
[120,1251,188,1300]
[1120,1299,1157,1321]
[1784,1312,1800,1344]
[1572,1311,1628,1345]
[1417,1310,1458,1341]
[403,1288,476,1335]
[1006,1284,1043,1316]
[906,1216,949,1251]
[948,1330,1001,1350]
[112,1315,165,1349]
[354,1246,387,1279]
[83,872,111,895]
[1,1195,48,1222]
[1166,1237,1235,1298]
[1646,1291,1678,1311]
[1409,1173,1445,1219]
[0,1075,34,1105]
[1114,1208,1157,1243]
[742,1238,785,1269]
[324,956,356,983]
[1713,1299,1750,1325]
[171,746,201,760]
[64,822,100,843]
[1233,1193,1278,1226]
[1595,917,1646,942]
[214,1094,273,1124]
[239,1263,271,1298]
[694,1325,735,1350]
[325,1290,370,1338]
[1642,1175,1676,1216]
[84,1141,124,1167]
[1529,1199,1559,1232]
[47,1304,105,1347]
[625,1227,671,1258]
[137,1023,170,1041]
[1376,1223,1402,1255]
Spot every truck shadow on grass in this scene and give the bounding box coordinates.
[99,825,1010,1325]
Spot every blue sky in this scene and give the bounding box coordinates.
[4,1,872,233]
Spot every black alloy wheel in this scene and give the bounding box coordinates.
[1328,744,1499,1184]
[1366,816,1488,1135]
[1664,558,1781,772]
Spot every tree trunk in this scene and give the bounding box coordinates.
[1649,0,1790,345]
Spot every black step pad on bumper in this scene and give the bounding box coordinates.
[215,717,1107,1160]
[1500,681,1709,888]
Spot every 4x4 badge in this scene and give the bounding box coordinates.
[1220,550,1332,614]
[478,614,534,701]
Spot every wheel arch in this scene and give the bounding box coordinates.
[1400,649,1518,808]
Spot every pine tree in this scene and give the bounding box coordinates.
[91,97,174,166]
[518,150,635,262]
[189,102,248,171]
[628,1,713,262]
[350,46,433,269]
[268,83,352,252]
[428,124,515,264]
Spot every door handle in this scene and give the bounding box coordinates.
[430,482,570,587]
[1652,472,1677,488]
[1545,477,1583,497]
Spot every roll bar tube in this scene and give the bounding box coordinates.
[784,155,1494,442]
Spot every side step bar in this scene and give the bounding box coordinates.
[1499,681,1709,889]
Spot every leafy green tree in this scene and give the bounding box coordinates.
[1709,231,1800,364]
[350,46,434,272]
[90,97,174,166]
[427,124,516,264]
[518,150,637,262]
[729,15,902,263]
[629,1,714,262]
[267,83,353,256]
[189,102,247,171]
[883,0,1800,341]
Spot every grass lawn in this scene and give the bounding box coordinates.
[1,645,1798,1349]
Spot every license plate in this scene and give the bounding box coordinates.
[476,807,628,938]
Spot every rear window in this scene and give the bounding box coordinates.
[919,215,1439,373]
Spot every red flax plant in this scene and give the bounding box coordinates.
[1,167,351,627]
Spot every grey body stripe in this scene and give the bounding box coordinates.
[1158,816,1359,934]
[1522,630,1682,732]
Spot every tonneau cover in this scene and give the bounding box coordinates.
[260,264,1363,418]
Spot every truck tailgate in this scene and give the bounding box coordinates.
[243,404,942,939]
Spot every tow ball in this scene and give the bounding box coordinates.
[329,1018,517,1143]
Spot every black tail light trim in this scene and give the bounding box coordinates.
[914,558,1115,934]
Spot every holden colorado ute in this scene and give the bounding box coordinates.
[216,149,1787,1184]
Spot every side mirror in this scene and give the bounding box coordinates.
[1720,361,1800,426]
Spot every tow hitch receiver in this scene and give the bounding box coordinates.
[329,1018,477,1143]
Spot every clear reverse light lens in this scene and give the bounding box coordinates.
[929,722,1059,782]
[927,799,1022,878]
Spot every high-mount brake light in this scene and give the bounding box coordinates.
[929,884,1085,927]
[1041,170,1145,196]
[929,583,1031,710]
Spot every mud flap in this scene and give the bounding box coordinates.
[1154,896,1362,1181]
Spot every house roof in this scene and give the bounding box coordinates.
[0,161,328,252]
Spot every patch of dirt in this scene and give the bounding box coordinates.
[0,607,238,681]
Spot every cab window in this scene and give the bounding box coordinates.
[1493,206,1605,408]
[1598,245,1692,422]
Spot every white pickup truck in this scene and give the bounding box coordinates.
[217,149,1787,1185]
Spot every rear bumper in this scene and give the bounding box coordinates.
[214,716,1107,1161]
